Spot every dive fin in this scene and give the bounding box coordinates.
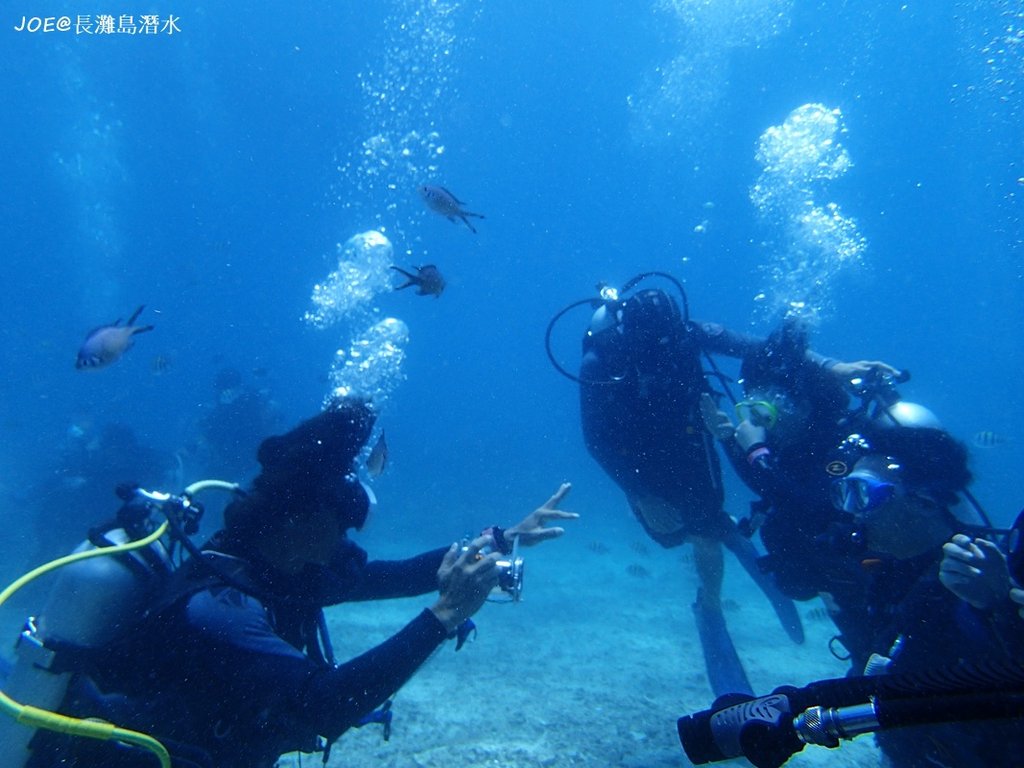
[723,530,805,645]
[692,589,753,698]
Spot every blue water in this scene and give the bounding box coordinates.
[1,2,1021,602]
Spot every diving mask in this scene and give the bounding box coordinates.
[830,460,902,515]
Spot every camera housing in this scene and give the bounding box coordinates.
[460,540,524,602]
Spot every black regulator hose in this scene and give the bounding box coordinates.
[545,271,693,385]
[677,660,1024,768]
[544,298,600,385]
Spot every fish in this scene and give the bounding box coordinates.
[150,354,173,376]
[390,265,446,298]
[366,431,388,478]
[419,185,485,233]
[972,430,1009,448]
[625,563,651,579]
[75,305,154,370]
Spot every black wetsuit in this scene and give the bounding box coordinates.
[28,537,450,768]
[721,419,872,606]
[865,560,1024,767]
[579,296,816,695]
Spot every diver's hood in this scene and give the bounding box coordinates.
[253,399,376,528]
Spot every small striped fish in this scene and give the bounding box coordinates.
[972,430,1009,448]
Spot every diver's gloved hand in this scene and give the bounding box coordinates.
[504,482,578,547]
[939,534,1012,610]
[698,393,734,440]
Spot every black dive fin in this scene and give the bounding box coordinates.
[723,530,805,645]
[693,589,753,698]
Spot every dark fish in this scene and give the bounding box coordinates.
[76,306,154,370]
[390,265,446,298]
[367,431,388,478]
[419,185,485,233]
[625,563,651,579]
[972,430,1009,448]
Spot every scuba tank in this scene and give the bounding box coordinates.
[0,481,237,768]
[842,366,942,430]
[546,271,693,385]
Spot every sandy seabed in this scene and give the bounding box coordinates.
[281,532,883,768]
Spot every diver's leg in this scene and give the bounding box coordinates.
[722,529,805,645]
[693,536,724,609]
[691,537,753,698]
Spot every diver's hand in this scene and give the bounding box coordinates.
[829,360,901,380]
[505,482,577,547]
[699,393,734,440]
[1010,587,1024,621]
[939,534,1012,610]
[431,536,500,633]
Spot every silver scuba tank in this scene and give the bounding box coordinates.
[0,528,171,766]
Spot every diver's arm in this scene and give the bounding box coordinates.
[698,393,777,493]
[327,547,449,602]
[720,427,780,497]
[301,609,450,735]
[691,321,764,358]
[693,321,843,372]
[183,586,449,740]
[824,359,901,378]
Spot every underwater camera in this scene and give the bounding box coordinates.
[459,539,525,603]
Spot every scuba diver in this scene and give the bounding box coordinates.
[827,424,1024,767]
[679,368,1024,768]
[2,398,577,768]
[704,320,1008,674]
[548,273,873,699]
[703,320,894,663]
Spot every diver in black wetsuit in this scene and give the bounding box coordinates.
[27,399,576,768]
[828,425,1024,767]
[575,279,813,698]
[705,321,905,663]
[681,357,1024,768]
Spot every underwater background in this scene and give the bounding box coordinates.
[1,2,1022,763]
